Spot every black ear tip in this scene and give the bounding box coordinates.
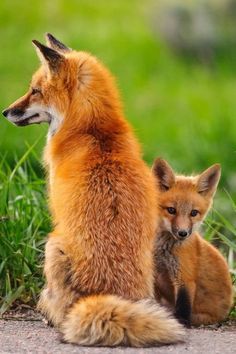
[152,157,168,177]
[32,39,41,47]
[46,33,54,40]
[45,33,70,52]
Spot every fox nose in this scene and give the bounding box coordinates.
[2,108,24,117]
[178,230,188,238]
[2,108,9,117]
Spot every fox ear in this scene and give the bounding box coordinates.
[197,164,221,196]
[45,33,71,53]
[152,158,175,191]
[32,40,65,72]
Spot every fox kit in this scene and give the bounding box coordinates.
[2,34,184,346]
[152,158,233,327]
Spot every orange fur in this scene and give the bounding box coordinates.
[153,158,233,326]
[3,35,184,346]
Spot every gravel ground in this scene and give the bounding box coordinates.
[0,319,235,354]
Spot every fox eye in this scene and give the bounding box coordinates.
[190,209,199,217]
[31,88,41,95]
[167,207,176,215]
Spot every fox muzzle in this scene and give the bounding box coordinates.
[2,106,47,127]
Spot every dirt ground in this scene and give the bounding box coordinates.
[0,311,235,354]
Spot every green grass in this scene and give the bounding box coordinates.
[0,0,235,315]
[0,148,235,315]
[0,150,50,314]
[1,0,236,181]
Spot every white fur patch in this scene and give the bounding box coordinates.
[7,103,63,138]
[162,217,172,233]
[47,107,64,140]
[192,221,202,233]
[26,104,50,123]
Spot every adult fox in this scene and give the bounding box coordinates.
[152,158,233,327]
[2,34,184,346]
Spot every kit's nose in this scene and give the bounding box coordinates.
[2,108,9,117]
[178,230,188,238]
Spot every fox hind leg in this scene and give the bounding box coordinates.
[191,312,221,326]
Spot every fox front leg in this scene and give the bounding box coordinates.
[174,286,192,328]
[174,280,197,327]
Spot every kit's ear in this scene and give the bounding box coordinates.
[45,33,71,53]
[197,164,221,196]
[152,158,175,191]
[32,39,65,72]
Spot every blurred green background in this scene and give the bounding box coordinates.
[0,0,236,313]
[1,0,235,178]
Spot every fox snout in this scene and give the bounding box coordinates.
[2,108,24,119]
[172,226,192,240]
[2,106,38,126]
[3,108,12,117]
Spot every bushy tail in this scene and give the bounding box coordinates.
[61,294,185,347]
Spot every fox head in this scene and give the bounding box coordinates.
[2,33,121,138]
[152,158,221,241]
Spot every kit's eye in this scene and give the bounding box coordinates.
[31,88,41,95]
[167,207,176,215]
[190,209,199,217]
